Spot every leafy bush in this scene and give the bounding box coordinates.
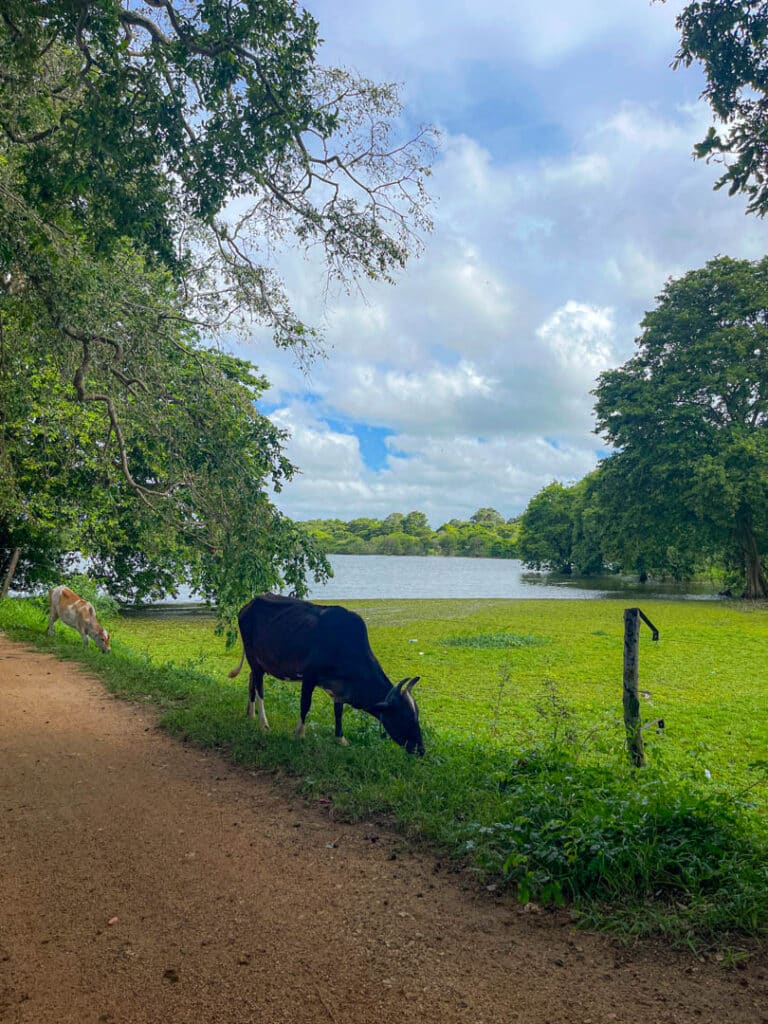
[460,746,768,937]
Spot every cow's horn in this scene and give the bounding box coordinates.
[395,677,410,694]
[405,676,420,693]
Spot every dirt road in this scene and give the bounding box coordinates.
[1,634,766,1024]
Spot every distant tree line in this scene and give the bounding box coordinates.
[302,509,520,558]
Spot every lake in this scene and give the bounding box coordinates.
[113,555,719,610]
[302,555,717,601]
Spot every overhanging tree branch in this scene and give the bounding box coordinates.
[72,338,185,503]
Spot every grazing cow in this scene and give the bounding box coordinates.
[47,585,111,653]
[229,593,424,755]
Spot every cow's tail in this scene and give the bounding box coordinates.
[228,644,246,679]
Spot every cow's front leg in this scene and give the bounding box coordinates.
[295,678,316,738]
[334,700,348,746]
[46,609,57,636]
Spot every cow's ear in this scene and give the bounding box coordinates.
[371,702,388,713]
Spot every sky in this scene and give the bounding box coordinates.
[237,0,768,527]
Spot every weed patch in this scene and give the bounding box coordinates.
[441,631,547,649]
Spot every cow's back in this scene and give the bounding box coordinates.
[51,586,95,629]
[50,585,71,614]
[238,594,377,681]
[53,585,87,615]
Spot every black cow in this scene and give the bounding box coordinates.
[228,593,424,755]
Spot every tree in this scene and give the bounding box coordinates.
[301,510,519,558]
[591,452,701,582]
[516,482,575,574]
[568,475,607,576]
[373,532,425,556]
[1,2,433,315]
[379,512,405,535]
[346,518,381,541]
[0,2,434,619]
[401,510,431,538]
[517,478,606,575]
[671,0,768,216]
[0,302,330,628]
[469,507,504,525]
[594,256,768,598]
[434,524,460,556]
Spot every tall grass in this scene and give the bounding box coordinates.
[2,595,767,947]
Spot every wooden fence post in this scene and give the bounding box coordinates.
[0,547,21,599]
[623,608,644,767]
[622,607,660,768]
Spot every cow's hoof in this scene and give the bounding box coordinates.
[338,737,349,747]
[295,723,306,739]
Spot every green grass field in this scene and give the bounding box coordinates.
[2,595,767,946]
[114,598,768,803]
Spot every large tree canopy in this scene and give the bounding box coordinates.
[0,0,433,321]
[594,256,768,598]
[671,0,768,216]
[0,1,434,622]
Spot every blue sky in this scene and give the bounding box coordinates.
[237,0,768,526]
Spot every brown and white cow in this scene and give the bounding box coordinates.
[47,585,111,653]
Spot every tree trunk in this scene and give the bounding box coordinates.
[1,547,21,598]
[736,517,768,600]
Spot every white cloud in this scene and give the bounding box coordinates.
[306,0,692,74]
[270,407,601,524]
[270,405,365,480]
[537,302,615,379]
[285,359,497,439]
[543,153,613,188]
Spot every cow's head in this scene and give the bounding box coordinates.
[373,677,424,755]
[93,627,110,654]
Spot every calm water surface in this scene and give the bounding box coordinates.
[119,555,718,610]
[304,555,717,601]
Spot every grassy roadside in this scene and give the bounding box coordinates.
[117,596,768,803]
[2,595,767,949]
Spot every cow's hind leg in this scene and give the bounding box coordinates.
[247,667,269,731]
[47,597,57,636]
[295,678,316,738]
[334,700,348,746]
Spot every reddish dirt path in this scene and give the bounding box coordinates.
[1,634,766,1024]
